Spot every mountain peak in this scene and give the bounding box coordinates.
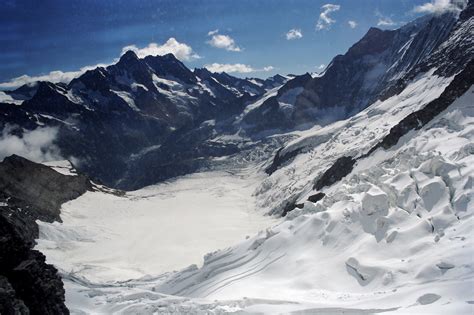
[346,27,395,57]
[116,50,142,69]
[120,50,139,61]
[160,53,179,60]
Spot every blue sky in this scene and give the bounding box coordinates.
[0,0,457,88]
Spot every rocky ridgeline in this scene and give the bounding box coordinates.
[0,155,92,314]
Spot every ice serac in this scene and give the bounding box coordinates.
[0,155,92,314]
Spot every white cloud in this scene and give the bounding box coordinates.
[207,31,242,52]
[377,17,396,26]
[0,38,199,89]
[348,20,358,28]
[204,63,273,74]
[316,4,341,30]
[0,125,62,162]
[317,64,326,70]
[375,11,397,27]
[0,64,109,89]
[122,38,200,60]
[286,29,303,40]
[413,0,467,14]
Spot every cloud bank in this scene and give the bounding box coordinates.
[375,10,397,27]
[204,63,273,74]
[286,29,303,40]
[377,17,396,26]
[316,4,341,30]
[0,125,62,162]
[122,38,200,60]
[0,64,108,89]
[0,38,199,89]
[413,0,467,14]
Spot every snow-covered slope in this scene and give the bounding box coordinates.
[51,72,473,315]
[259,68,455,215]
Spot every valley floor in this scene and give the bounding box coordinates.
[35,168,277,313]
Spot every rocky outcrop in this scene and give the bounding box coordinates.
[313,156,357,191]
[0,155,92,222]
[0,155,92,314]
[265,147,302,175]
[0,213,68,315]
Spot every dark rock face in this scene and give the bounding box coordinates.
[0,275,29,314]
[243,97,293,133]
[242,73,312,133]
[0,155,92,314]
[0,213,69,315]
[0,155,92,221]
[117,121,240,190]
[307,192,325,203]
[265,147,302,175]
[313,156,357,191]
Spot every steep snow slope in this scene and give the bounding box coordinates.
[260,68,455,215]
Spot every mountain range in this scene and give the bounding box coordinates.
[0,2,473,313]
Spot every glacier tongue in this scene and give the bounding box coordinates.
[36,169,276,284]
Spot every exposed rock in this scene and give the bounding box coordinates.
[0,276,28,315]
[0,211,69,314]
[0,155,92,314]
[307,192,326,203]
[0,154,92,222]
[265,147,302,175]
[313,156,357,191]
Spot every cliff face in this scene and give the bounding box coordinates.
[0,155,92,314]
[0,155,92,223]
